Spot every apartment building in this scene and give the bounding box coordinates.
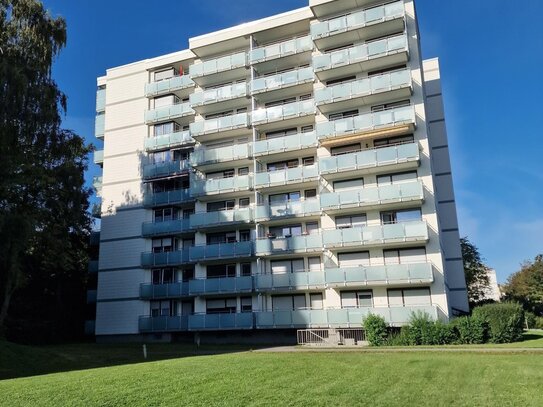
[91,0,469,342]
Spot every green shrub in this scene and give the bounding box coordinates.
[451,315,488,344]
[362,314,388,346]
[525,312,536,329]
[535,317,543,330]
[472,302,525,343]
[405,311,456,345]
[385,327,411,346]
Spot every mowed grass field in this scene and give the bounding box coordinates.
[1,331,542,407]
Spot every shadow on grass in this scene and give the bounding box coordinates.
[0,340,260,381]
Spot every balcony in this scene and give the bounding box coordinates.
[313,34,408,81]
[189,82,247,112]
[88,260,99,274]
[320,180,424,213]
[93,150,104,165]
[255,271,325,292]
[252,99,315,128]
[319,143,420,179]
[190,143,252,167]
[190,112,250,142]
[96,88,106,112]
[191,174,252,197]
[325,262,434,287]
[255,234,322,256]
[189,52,247,86]
[141,249,191,268]
[253,131,318,157]
[141,219,192,238]
[143,188,193,207]
[139,315,189,332]
[144,102,194,125]
[254,165,318,189]
[255,199,321,221]
[189,276,253,295]
[95,114,105,139]
[251,67,314,98]
[190,207,253,230]
[322,221,429,249]
[250,35,313,66]
[142,160,191,180]
[316,105,416,144]
[189,241,254,262]
[140,282,190,299]
[144,131,194,152]
[310,1,405,49]
[144,75,194,98]
[188,313,253,331]
[314,69,412,114]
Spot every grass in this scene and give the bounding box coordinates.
[0,331,542,406]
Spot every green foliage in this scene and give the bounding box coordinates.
[472,302,525,343]
[451,315,488,344]
[362,314,388,346]
[460,237,491,306]
[385,328,411,346]
[404,311,457,345]
[503,254,543,316]
[525,312,536,329]
[535,317,543,330]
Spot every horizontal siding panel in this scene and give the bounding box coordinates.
[97,269,147,300]
[96,300,146,335]
[99,239,146,270]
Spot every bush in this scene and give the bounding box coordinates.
[525,312,536,329]
[535,317,543,330]
[472,302,525,343]
[451,315,488,344]
[405,311,457,345]
[362,314,388,346]
[385,327,411,346]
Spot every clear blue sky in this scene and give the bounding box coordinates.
[43,0,543,283]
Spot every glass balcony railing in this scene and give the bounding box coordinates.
[190,207,253,229]
[313,34,408,72]
[325,262,433,286]
[189,241,253,262]
[252,99,315,125]
[321,221,428,248]
[141,249,191,268]
[142,160,191,179]
[255,271,325,291]
[311,1,404,40]
[190,82,247,107]
[316,105,415,141]
[251,67,314,95]
[254,165,318,188]
[319,143,419,175]
[95,114,105,138]
[190,112,249,137]
[253,131,317,157]
[255,234,322,255]
[93,150,104,165]
[255,199,321,220]
[140,282,190,299]
[141,219,192,237]
[249,35,313,64]
[191,174,252,196]
[139,315,189,332]
[190,143,251,166]
[189,52,247,78]
[315,69,411,105]
[143,188,193,207]
[189,276,253,295]
[320,180,423,209]
[188,313,253,330]
[144,131,194,151]
[145,102,194,124]
[145,75,194,97]
[96,88,106,112]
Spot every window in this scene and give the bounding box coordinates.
[338,252,370,268]
[377,171,417,185]
[206,169,234,179]
[181,268,194,282]
[324,43,354,53]
[329,109,358,121]
[331,143,361,156]
[150,300,178,317]
[152,268,175,284]
[301,125,314,133]
[206,298,237,314]
[241,297,252,313]
[154,68,177,82]
[241,263,252,276]
[182,209,194,219]
[304,189,317,199]
[154,208,175,222]
[272,295,306,310]
[207,231,236,245]
[205,110,233,120]
[340,291,373,308]
[384,247,426,265]
[271,259,305,274]
[326,75,356,86]
[333,178,364,191]
[181,300,194,316]
[305,222,319,235]
[238,167,249,176]
[207,200,235,212]
[269,224,302,238]
[182,238,194,248]
[373,135,414,148]
[308,257,322,271]
[299,93,312,101]
[269,191,301,204]
[380,208,422,224]
[367,64,407,77]
[388,288,431,306]
[152,178,189,193]
[265,97,296,108]
[152,238,175,253]
[265,128,297,139]
[310,293,324,310]
[239,230,251,242]
[154,94,179,108]
[207,264,236,278]
[267,159,298,171]
[335,214,367,229]
[154,122,179,136]
[371,99,410,112]
[239,197,250,207]
[302,156,315,166]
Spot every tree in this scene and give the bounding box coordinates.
[460,237,490,307]
[0,0,92,337]
[503,255,543,316]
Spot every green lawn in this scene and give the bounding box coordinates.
[1,331,542,407]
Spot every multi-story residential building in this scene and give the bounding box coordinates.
[91,0,469,343]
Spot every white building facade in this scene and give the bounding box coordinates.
[92,0,468,342]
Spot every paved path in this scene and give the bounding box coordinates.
[254,346,543,353]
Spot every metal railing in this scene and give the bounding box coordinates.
[297,328,366,346]
[190,112,249,137]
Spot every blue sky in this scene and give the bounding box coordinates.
[43,0,543,282]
